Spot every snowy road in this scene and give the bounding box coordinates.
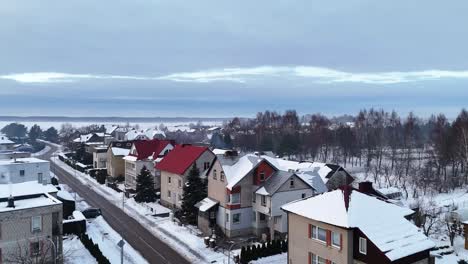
[40,143,191,264]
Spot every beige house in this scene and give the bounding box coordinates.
[157,145,215,209]
[282,187,434,264]
[0,189,63,263]
[106,141,133,180]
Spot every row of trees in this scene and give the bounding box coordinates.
[1,123,59,143]
[226,109,468,195]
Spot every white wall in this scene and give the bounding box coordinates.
[0,159,51,184]
[271,189,313,233]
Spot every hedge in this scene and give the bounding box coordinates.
[79,234,111,264]
[240,239,287,264]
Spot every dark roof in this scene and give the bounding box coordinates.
[130,139,174,160]
[155,144,210,175]
[259,171,295,196]
[110,140,133,149]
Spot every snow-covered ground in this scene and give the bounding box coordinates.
[53,155,228,263]
[251,253,287,264]
[63,235,97,264]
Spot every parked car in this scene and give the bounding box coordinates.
[81,208,102,218]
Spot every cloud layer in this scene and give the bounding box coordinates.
[3,66,468,85]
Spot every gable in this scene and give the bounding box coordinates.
[277,174,311,193]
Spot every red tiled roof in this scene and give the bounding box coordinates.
[155,144,209,175]
[130,139,174,160]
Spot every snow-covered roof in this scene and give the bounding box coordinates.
[282,189,434,261]
[222,154,264,190]
[296,171,328,194]
[0,193,61,213]
[0,157,49,165]
[195,197,219,212]
[57,190,75,201]
[0,136,14,145]
[123,155,138,162]
[111,147,130,156]
[212,149,231,155]
[125,128,166,141]
[256,186,270,196]
[0,181,58,199]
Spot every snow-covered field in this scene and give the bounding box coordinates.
[53,154,228,263]
[251,253,287,264]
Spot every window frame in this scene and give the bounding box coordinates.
[31,216,42,233]
[232,213,241,224]
[213,169,217,180]
[359,237,367,255]
[20,170,25,176]
[220,171,225,182]
[331,231,341,248]
[261,195,266,206]
[259,171,265,182]
[230,193,240,204]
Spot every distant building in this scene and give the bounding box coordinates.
[0,135,15,151]
[0,181,62,263]
[0,157,50,184]
[0,151,31,160]
[282,187,434,264]
[157,144,215,209]
[91,145,108,169]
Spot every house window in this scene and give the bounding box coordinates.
[310,225,327,243]
[332,232,341,248]
[213,170,217,180]
[259,171,265,181]
[178,179,182,188]
[220,172,225,182]
[31,216,42,232]
[233,213,241,224]
[261,195,266,206]
[301,193,306,198]
[309,254,327,264]
[230,193,240,204]
[168,177,171,184]
[30,241,41,256]
[167,190,171,198]
[289,178,294,188]
[203,162,210,170]
[259,213,266,222]
[274,216,281,224]
[20,170,25,176]
[359,237,367,255]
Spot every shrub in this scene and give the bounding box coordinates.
[458,260,468,264]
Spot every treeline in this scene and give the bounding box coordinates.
[224,109,468,195]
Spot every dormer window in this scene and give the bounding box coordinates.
[260,171,265,182]
[213,169,217,180]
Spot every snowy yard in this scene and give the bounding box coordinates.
[251,253,287,264]
[53,155,229,263]
[63,235,97,264]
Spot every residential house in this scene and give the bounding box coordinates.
[106,125,129,141]
[91,145,108,169]
[0,135,14,151]
[123,139,174,191]
[157,144,215,209]
[124,128,166,141]
[282,187,435,264]
[197,152,329,239]
[0,182,62,264]
[106,141,133,180]
[0,157,50,184]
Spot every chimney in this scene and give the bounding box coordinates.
[358,181,374,194]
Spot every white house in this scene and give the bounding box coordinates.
[0,135,15,151]
[0,158,51,184]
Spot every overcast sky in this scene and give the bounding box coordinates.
[1,0,468,118]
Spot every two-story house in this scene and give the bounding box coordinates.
[0,135,15,151]
[0,183,63,263]
[282,186,435,264]
[197,152,329,239]
[106,141,133,181]
[123,139,174,191]
[156,144,215,209]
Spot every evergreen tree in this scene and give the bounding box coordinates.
[1,123,27,139]
[181,164,206,224]
[134,166,157,203]
[44,127,59,143]
[29,124,42,141]
[223,132,233,148]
